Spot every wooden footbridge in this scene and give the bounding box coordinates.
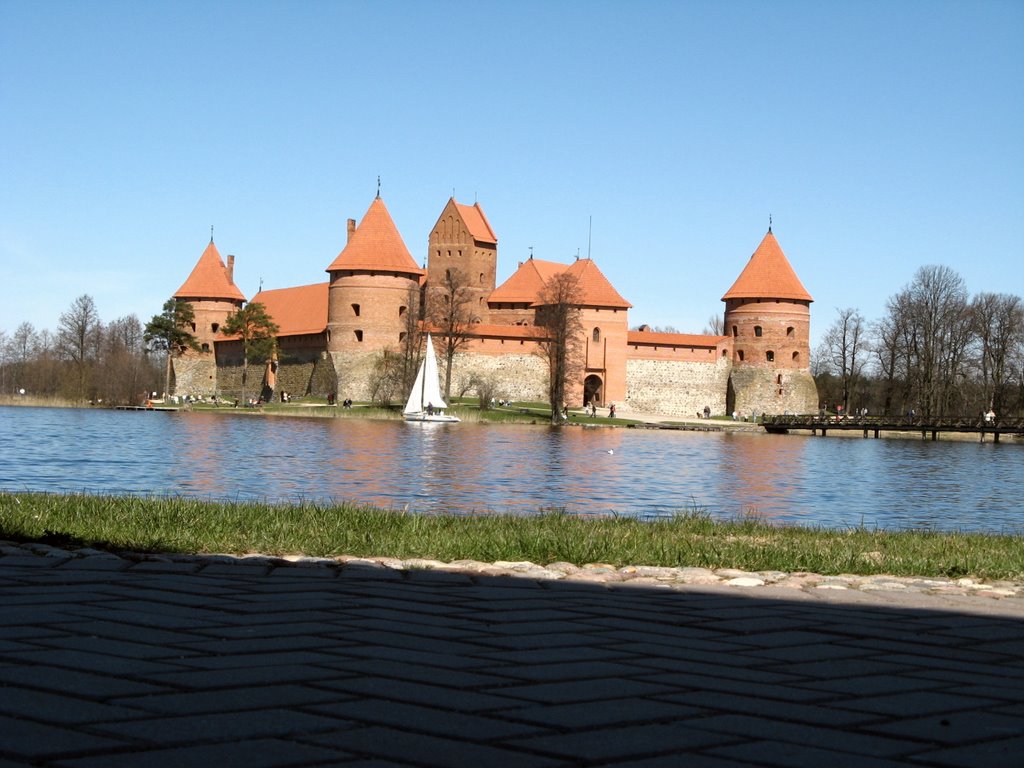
[762,414,1024,443]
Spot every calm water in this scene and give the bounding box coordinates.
[1,406,1022,533]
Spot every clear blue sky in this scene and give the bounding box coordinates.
[2,0,1022,349]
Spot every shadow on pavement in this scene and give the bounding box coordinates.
[0,557,1022,767]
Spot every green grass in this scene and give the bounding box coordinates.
[188,397,642,426]
[1,493,1021,580]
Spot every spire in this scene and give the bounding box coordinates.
[173,240,247,302]
[721,230,812,303]
[210,224,214,243]
[768,214,772,233]
[376,176,381,199]
[325,196,425,275]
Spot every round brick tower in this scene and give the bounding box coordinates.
[325,195,425,400]
[171,239,246,396]
[722,229,818,416]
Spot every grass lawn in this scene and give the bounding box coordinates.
[2,493,1021,580]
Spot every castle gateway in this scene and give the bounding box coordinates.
[170,194,817,418]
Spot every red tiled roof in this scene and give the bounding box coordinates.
[455,201,497,244]
[173,241,246,302]
[249,283,328,337]
[489,257,631,309]
[325,197,425,275]
[488,259,565,304]
[563,259,631,309]
[721,230,813,302]
[627,330,726,347]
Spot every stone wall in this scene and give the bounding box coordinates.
[726,366,818,418]
[171,356,218,397]
[623,358,732,417]
[448,351,549,402]
[332,348,548,406]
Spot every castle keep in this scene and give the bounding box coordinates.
[170,193,818,418]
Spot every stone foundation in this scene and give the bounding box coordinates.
[171,357,218,397]
[623,358,732,417]
[726,367,818,418]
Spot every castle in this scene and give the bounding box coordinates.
[170,193,818,418]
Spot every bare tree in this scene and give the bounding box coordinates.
[56,294,101,400]
[971,292,1024,416]
[535,272,584,425]
[702,315,724,335]
[428,268,477,399]
[816,307,867,413]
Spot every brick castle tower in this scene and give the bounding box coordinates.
[324,194,425,399]
[171,238,246,395]
[722,228,818,416]
[425,198,498,323]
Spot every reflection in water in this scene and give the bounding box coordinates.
[1,406,1022,533]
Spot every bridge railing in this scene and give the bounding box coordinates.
[762,414,1024,431]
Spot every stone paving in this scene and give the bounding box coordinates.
[0,541,1022,767]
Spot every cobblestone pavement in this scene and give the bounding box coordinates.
[1,542,1021,767]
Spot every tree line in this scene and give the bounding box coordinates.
[814,265,1023,419]
[0,295,163,404]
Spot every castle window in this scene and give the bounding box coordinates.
[766,350,775,362]
[354,330,363,342]
[593,328,601,342]
[399,305,407,316]
[737,350,744,362]
[211,322,219,333]
[732,325,738,337]
[352,303,360,317]
[399,332,406,342]
[191,322,197,332]
[787,326,794,337]
[201,342,210,352]
[792,351,800,361]
[479,273,485,284]
[777,373,783,384]
[754,326,763,337]
[721,349,727,357]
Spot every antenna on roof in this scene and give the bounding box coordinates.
[210,225,214,243]
[452,187,456,199]
[768,214,773,233]
[377,176,381,198]
[575,248,580,261]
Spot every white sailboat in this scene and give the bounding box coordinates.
[403,334,460,423]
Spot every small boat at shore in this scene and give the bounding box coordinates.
[403,334,460,423]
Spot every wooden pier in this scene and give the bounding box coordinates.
[113,405,179,412]
[762,414,1024,443]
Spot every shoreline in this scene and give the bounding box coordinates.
[3,537,1021,601]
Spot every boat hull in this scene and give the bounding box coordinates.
[403,412,461,423]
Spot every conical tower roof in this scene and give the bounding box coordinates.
[563,258,631,308]
[721,230,812,302]
[326,196,425,275]
[173,240,246,302]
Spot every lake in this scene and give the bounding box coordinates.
[1,405,1022,533]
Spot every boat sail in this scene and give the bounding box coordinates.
[403,334,460,422]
